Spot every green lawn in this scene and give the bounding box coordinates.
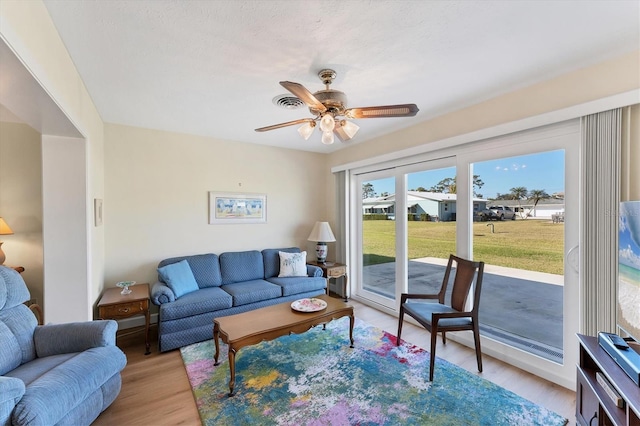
[363,219,564,275]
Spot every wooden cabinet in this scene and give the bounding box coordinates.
[98,283,151,355]
[307,261,348,301]
[576,334,640,425]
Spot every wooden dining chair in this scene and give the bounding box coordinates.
[397,254,485,381]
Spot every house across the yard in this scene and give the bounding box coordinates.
[496,198,566,220]
[363,191,489,222]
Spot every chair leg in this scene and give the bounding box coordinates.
[396,308,404,346]
[429,327,438,381]
[441,331,447,344]
[473,323,483,373]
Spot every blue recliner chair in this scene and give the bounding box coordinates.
[0,266,127,425]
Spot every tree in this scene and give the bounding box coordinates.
[414,186,428,192]
[509,186,529,219]
[362,183,376,199]
[509,186,528,200]
[528,189,550,217]
[428,175,484,196]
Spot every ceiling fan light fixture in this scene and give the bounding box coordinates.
[297,121,316,140]
[321,130,334,145]
[340,120,360,139]
[319,113,335,132]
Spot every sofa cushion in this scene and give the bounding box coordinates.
[158,260,199,298]
[220,251,264,284]
[266,276,327,297]
[158,253,222,288]
[262,247,300,278]
[0,304,37,374]
[221,280,281,306]
[159,287,233,321]
[278,251,308,277]
[0,322,22,375]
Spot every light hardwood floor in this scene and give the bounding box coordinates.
[94,297,576,425]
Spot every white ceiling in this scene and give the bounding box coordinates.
[41,0,639,153]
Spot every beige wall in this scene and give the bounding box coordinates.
[622,104,640,201]
[0,121,44,305]
[1,0,105,320]
[103,124,328,297]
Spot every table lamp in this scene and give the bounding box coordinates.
[0,217,14,265]
[307,221,336,264]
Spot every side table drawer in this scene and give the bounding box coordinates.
[100,300,148,319]
[327,266,346,278]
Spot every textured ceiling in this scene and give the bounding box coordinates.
[42,0,639,153]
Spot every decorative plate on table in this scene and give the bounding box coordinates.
[291,298,327,312]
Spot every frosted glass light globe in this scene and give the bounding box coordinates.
[320,114,335,132]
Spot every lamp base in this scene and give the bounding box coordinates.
[315,242,328,264]
[0,241,5,265]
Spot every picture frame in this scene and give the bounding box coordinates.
[94,198,103,227]
[209,192,267,224]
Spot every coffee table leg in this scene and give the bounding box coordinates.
[228,348,236,396]
[213,323,220,366]
[349,313,355,348]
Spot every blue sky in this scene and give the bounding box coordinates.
[367,150,565,200]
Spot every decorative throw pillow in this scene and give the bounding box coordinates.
[157,259,199,298]
[278,251,307,277]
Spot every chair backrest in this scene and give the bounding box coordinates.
[441,254,484,313]
[0,266,38,374]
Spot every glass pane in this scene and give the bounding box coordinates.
[362,177,396,299]
[472,150,565,362]
[406,167,457,294]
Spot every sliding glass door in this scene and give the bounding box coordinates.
[350,120,580,386]
[359,173,397,308]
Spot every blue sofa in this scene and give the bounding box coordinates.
[0,266,126,426]
[151,248,327,352]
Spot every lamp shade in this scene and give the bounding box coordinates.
[0,218,13,235]
[307,221,336,242]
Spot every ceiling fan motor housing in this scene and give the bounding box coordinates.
[310,90,347,116]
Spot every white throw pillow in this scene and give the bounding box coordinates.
[278,251,307,277]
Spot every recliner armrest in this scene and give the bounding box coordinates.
[151,281,176,305]
[306,265,323,278]
[0,376,25,424]
[34,320,118,357]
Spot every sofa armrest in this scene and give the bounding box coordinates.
[34,320,117,357]
[151,281,176,305]
[0,376,25,425]
[307,265,323,278]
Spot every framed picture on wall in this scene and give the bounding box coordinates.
[208,192,267,224]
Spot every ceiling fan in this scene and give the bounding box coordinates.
[255,69,419,145]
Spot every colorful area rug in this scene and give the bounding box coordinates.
[180,318,567,425]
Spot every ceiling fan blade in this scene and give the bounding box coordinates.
[345,104,419,119]
[255,118,315,132]
[280,81,327,113]
[333,125,351,142]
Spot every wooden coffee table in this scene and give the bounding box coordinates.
[213,294,354,396]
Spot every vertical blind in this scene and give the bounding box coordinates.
[581,108,622,335]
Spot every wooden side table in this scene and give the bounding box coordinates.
[307,261,348,301]
[98,283,151,355]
